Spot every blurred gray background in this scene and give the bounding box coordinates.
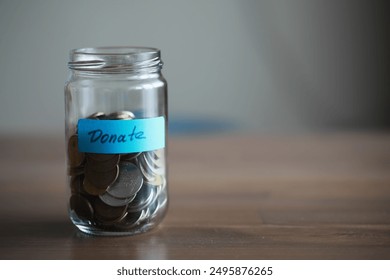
[0,0,389,135]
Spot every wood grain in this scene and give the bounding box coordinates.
[0,133,389,259]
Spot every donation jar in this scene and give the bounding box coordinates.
[64,46,168,236]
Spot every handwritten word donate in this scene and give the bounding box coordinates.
[77,117,165,154]
[87,126,146,144]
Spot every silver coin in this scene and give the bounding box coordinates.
[144,150,164,166]
[148,200,159,218]
[137,157,157,182]
[87,112,106,119]
[117,209,147,229]
[94,197,128,223]
[146,173,165,187]
[149,190,168,219]
[127,183,156,212]
[141,152,164,175]
[157,189,168,206]
[108,111,135,120]
[99,192,137,207]
[134,154,166,197]
[106,162,143,198]
[137,152,165,183]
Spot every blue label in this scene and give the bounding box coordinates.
[78,117,165,154]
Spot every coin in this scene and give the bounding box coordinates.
[106,162,143,198]
[94,198,128,223]
[127,184,156,213]
[85,154,120,172]
[137,157,156,182]
[88,112,106,119]
[70,175,84,194]
[83,178,108,196]
[148,200,159,218]
[69,194,94,221]
[87,153,118,162]
[99,192,137,207]
[144,150,163,165]
[149,174,165,187]
[67,135,85,168]
[140,152,164,175]
[120,152,141,162]
[157,189,168,207]
[149,190,168,219]
[117,209,148,229]
[138,158,165,187]
[108,111,135,120]
[67,166,84,176]
[153,148,164,159]
[85,165,119,190]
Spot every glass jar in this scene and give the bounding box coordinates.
[64,47,168,236]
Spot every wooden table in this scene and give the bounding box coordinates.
[0,133,389,259]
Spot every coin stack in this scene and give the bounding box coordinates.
[67,111,167,232]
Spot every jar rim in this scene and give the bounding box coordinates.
[71,46,160,56]
[68,46,162,73]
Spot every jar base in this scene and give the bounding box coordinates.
[69,204,167,237]
[73,222,157,237]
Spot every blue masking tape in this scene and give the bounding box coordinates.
[77,116,165,154]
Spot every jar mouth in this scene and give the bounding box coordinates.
[68,46,163,73]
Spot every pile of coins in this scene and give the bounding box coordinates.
[67,111,167,232]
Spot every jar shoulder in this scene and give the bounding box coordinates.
[65,74,166,89]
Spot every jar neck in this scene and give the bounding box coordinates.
[68,47,163,75]
[70,70,162,80]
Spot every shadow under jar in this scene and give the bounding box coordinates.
[65,47,168,236]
